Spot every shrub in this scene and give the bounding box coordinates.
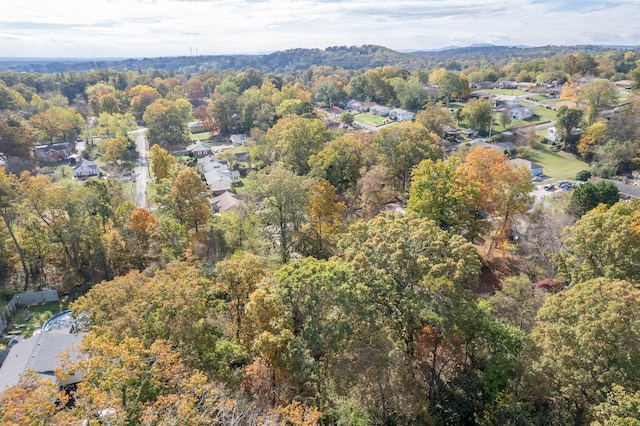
[575,170,592,181]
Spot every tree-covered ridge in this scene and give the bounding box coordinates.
[1,44,635,74]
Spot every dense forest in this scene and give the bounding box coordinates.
[1,45,640,425]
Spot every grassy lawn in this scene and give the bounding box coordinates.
[39,162,75,182]
[354,113,390,126]
[524,144,589,181]
[531,105,557,120]
[8,300,70,339]
[539,97,563,106]
[484,89,529,96]
[189,132,213,141]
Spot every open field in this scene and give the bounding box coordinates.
[525,143,589,181]
[354,113,389,126]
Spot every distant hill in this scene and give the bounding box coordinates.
[0,44,638,74]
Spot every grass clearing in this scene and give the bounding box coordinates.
[484,89,529,96]
[531,106,557,121]
[354,113,390,126]
[189,132,213,141]
[525,143,589,181]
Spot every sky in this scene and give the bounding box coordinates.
[1,0,639,58]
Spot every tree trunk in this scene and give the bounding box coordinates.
[1,212,29,289]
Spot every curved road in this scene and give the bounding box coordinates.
[132,128,149,208]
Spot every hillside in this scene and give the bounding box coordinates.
[1,44,637,74]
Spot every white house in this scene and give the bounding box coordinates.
[389,108,415,122]
[72,159,100,179]
[547,127,561,142]
[204,170,233,195]
[199,155,241,186]
[509,106,534,120]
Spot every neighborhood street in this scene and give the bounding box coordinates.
[132,128,149,208]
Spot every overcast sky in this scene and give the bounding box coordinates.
[1,0,639,58]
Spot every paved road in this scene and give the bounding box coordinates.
[132,129,149,208]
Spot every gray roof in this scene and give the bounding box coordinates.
[211,191,245,213]
[591,177,640,198]
[0,313,84,393]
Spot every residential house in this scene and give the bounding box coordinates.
[229,134,248,146]
[547,127,561,142]
[509,106,534,120]
[474,81,498,90]
[546,85,563,97]
[198,155,241,183]
[188,121,207,133]
[34,143,73,163]
[72,159,100,179]
[204,170,233,195]
[498,81,518,89]
[510,158,543,176]
[493,95,522,109]
[0,311,85,394]
[614,80,632,90]
[389,108,415,122]
[210,191,246,214]
[186,141,212,158]
[592,177,640,199]
[346,100,378,113]
[370,105,390,116]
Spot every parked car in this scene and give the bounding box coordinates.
[557,180,572,189]
[544,184,555,191]
[533,176,543,182]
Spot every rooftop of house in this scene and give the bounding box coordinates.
[0,311,85,393]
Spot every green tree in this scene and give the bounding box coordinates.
[555,200,640,284]
[372,121,443,202]
[408,157,482,238]
[170,168,210,232]
[247,165,311,263]
[214,251,266,342]
[555,106,583,149]
[308,135,370,195]
[338,212,482,356]
[462,98,493,135]
[577,79,618,125]
[312,78,347,106]
[266,115,328,175]
[0,169,30,288]
[29,106,84,143]
[143,100,189,149]
[0,121,36,160]
[438,72,470,106]
[415,102,452,136]
[101,136,131,164]
[524,278,640,424]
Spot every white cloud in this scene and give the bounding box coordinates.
[0,0,638,58]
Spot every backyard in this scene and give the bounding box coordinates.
[525,143,589,181]
[3,300,70,341]
[354,113,390,126]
